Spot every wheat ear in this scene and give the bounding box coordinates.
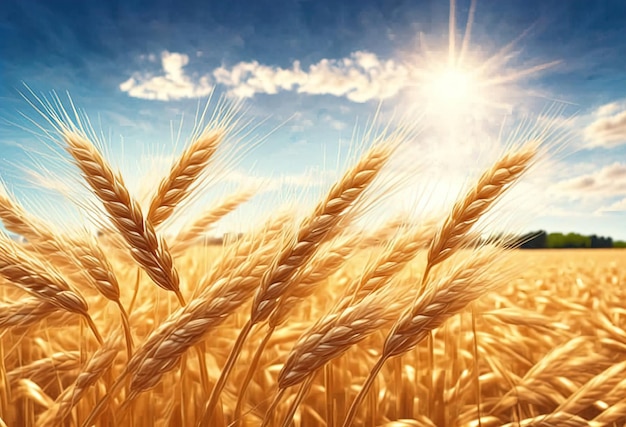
[278,286,411,391]
[260,224,431,422]
[200,135,401,423]
[339,222,436,310]
[0,233,102,343]
[0,187,133,354]
[60,129,184,306]
[422,143,537,284]
[147,127,225,227]
[38,335,121,426]
[0,299,68,331]
[0,186,121,301]
[68,236,134,358]
[81,216,288,427]
[6,352,81,385]
[268,286,411,426]
[234,237,355,425]
[170,187,255,254]
[342,248,505,427]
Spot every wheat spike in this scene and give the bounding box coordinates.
[278,286,412,390]
[6,352,81,385]
[80,215,289,426]
[60,129,183,305]
[0,299,68,331]
[148,127,225,227]
[250,138,400,325]
[200,132,404,423]
[0,234,88,316]
[423,144,536,282]
[342,248,506,427]
[171,187,255,254]
[39,336,121,426]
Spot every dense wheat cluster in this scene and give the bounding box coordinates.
[0,97,625,427]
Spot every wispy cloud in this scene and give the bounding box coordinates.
[120,52,213,101]
[584,101,626,148]
[213,51,411,102]
[121,50,411,103]
[555,162,626,199]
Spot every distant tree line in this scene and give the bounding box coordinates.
[513,231,626,249]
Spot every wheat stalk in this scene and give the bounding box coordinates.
[0,187,134,354]
[234,236,357,424]
[0,298,70,331]
[59,129,184,306]
[278,286,412,391]
[81,215,289,426]
[342,248,506,426]
[38,335,121,426]
[170,187,256,254]
[0,186,110,296]
[0,233,102,343]
[421,143,537,285]
[147,127,225,227]
[200,132,404,423]
[6,352,81,385]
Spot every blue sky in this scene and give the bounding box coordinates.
[1,0,625,240]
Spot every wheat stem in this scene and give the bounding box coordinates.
[341,355,386,427]
[233,324,275,426]
[198,320,255,425]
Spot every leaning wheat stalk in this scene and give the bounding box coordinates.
[38,335,121,426]
[81,214,290,426]
[0,298,72,331]
[0,233,102,344]
[233,235,357,424]
[200,130,406,423]
[6,352,81,386]
[421,142,537,286]
[170,187,256,254]
[59,128,184,306]
[147,126,226,227]
[342,248,508,427]
[260,222,433,424]
[265,285,413,427]
[0,185,125,303]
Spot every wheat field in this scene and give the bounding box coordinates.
[0,97,625,427]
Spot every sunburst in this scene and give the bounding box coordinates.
[411,0,561,118]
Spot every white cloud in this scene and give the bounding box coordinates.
[584,102,626,148]
[120,51,213,101]
[213,51,411,103]
[555,162,626,199]
[596,102,620,117]
[121,50,414,103]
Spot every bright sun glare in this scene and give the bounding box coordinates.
[412,0,560,119]
[428,66,476,106]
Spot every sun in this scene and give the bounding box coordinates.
[407,0,560,120]
[427,66,477,108]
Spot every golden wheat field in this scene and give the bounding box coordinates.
[1,97,625,427]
